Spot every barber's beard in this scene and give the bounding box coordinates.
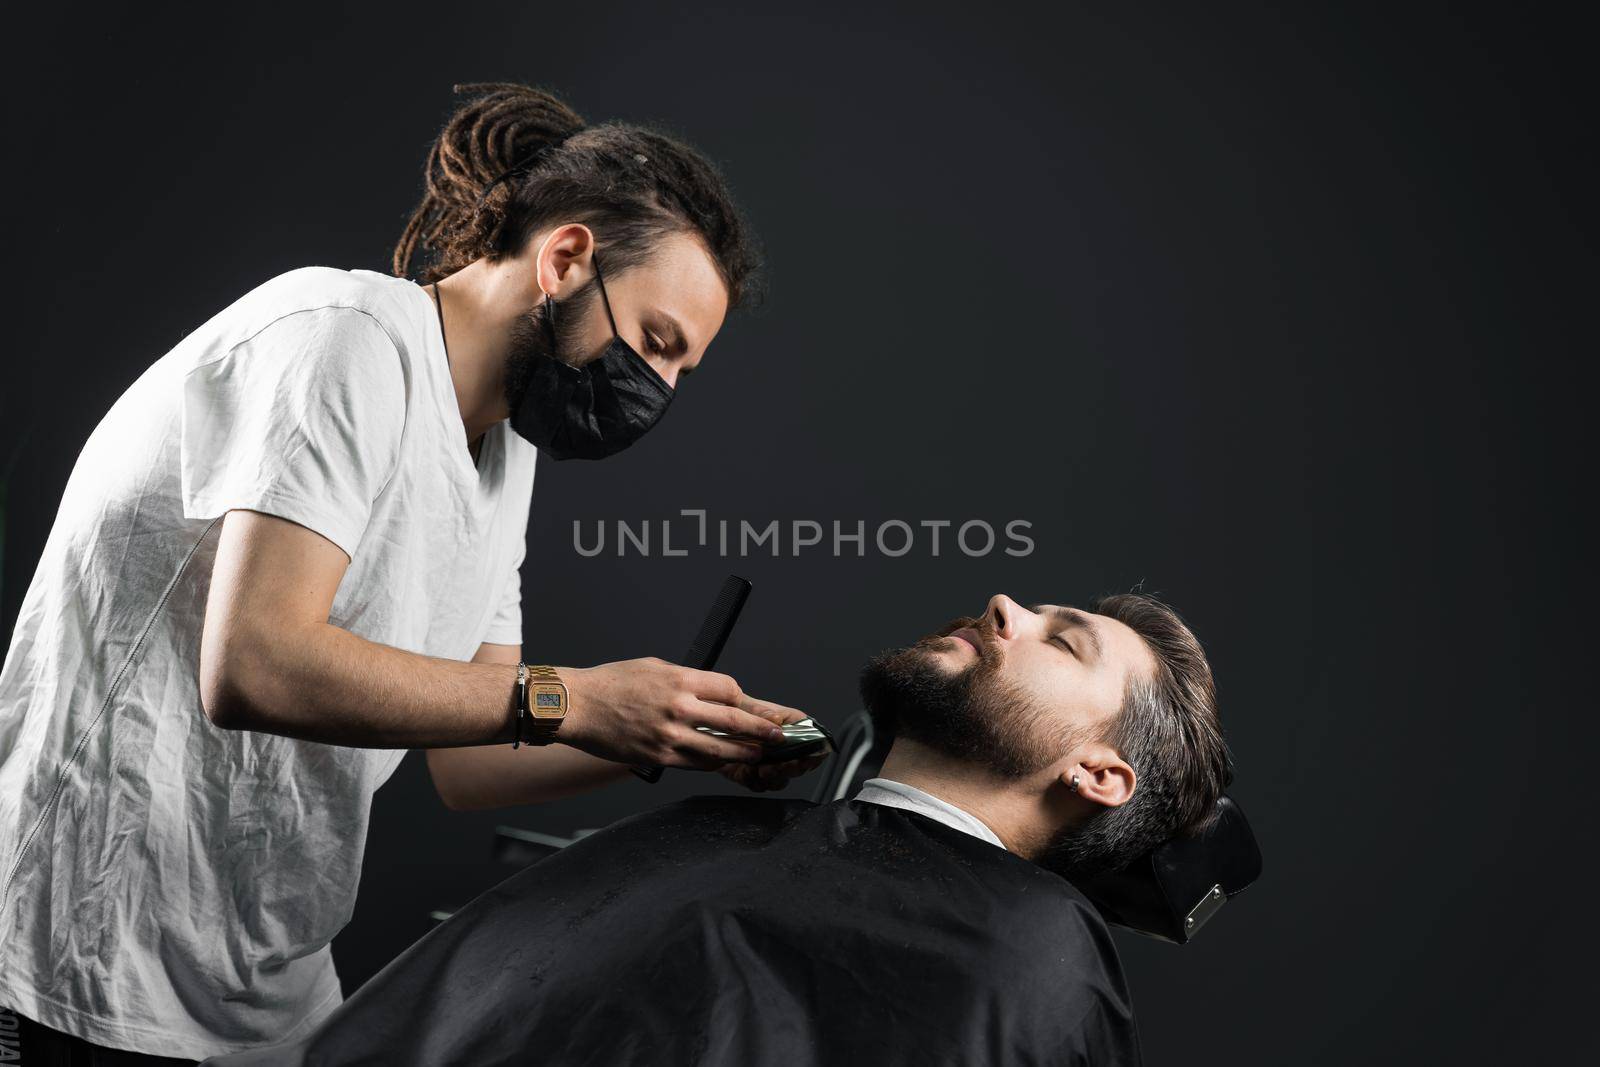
[859,618,1071,780]
[502,279,601,413]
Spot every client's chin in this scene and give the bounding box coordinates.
[859,629,1055,784]
[861,646,956,732]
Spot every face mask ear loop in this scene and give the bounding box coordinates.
[591,250,623,340]
[541,284,557,339]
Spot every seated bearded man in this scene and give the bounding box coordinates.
[207,592,1232,1067]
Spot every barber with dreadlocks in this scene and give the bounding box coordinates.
[0,83,813,1063]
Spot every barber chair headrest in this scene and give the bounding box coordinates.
[1073,794,1262,944]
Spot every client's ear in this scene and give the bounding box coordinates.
[1063,745,1136,810]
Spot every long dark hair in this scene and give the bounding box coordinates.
[393,82,761,306]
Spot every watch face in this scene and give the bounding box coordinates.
[531,684,567,718]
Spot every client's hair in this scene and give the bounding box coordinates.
[393,82,762,307]
[1046,593,1233,877]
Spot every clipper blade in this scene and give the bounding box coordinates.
[698,716,837,764]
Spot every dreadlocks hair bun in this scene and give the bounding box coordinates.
[393,82,762,308]
[392,83,583,283]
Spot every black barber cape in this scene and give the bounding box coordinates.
[208,797,1141,1066]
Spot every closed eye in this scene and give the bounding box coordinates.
[1051,635,1077,658]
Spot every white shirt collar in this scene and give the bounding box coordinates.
[853,777,1007,851]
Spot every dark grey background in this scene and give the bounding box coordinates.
[1,2,1590,1063]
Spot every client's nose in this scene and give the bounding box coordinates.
[985,594,1022,640]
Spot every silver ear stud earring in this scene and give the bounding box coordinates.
[1069,774,1081,793]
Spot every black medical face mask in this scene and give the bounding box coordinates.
[509,253,674,461]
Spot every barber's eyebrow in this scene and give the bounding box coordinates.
[1031,605,1105,661]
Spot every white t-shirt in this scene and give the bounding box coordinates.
[0,266,537,1059]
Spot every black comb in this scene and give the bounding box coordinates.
[631,575,753,783]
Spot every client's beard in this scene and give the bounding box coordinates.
[858,617,1074,781]
[503,279,601,414]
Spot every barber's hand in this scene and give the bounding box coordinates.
[719,752,829,793]
[716,699,827,793]
[559,658,789,769]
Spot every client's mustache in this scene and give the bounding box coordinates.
[917,614,998,657]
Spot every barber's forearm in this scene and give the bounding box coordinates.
[207,621,520,748]
[422,641,631,809]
